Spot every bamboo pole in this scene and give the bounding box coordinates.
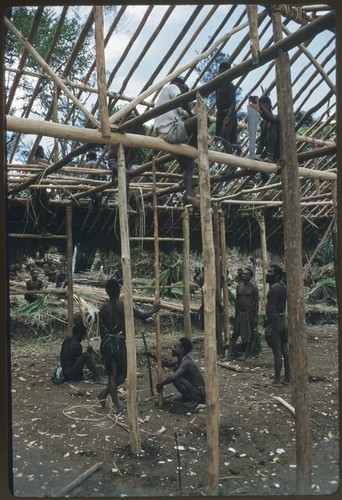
[197,92,220,495]
[117,143,141,454]
[152,159,163,407]
[272,8,312,494]
[182,207,191,339]
[219,211,230,347]
[94,6,111,138]
[66,205,73,336]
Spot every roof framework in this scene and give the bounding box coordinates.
[4,3,337,252]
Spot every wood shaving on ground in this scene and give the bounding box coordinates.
[217,361,245,372]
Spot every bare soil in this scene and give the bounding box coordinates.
[9,318,339,497]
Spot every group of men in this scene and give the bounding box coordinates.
[229,264,289,387]
[59,277,206,412]
[30,61,278,215]
[58,259,289,416]
[24,257,68,303]
[153,63,279,209]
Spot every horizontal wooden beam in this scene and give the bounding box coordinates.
[6,116,337,183]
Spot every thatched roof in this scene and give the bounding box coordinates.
[4,3,337,256]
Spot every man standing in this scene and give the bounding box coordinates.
[254,96,280,163]
[155,337,205,409]
[265,264,290,387]
[97,278,160,412]
[228,267,259,361]
[215,61,239,155]
[154,77,204,208]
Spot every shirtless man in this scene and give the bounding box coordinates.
[155,337,205,408]
[228,267,259,361]
[265,264,290,387]
[97,278,160,412]
[60,323,106,383]
[25,269,43,303]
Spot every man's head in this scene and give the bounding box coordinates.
[266,264,284,284]
[31,269,39,280]
[35,145,45,158]
[171,77,189,94]
[242,267,253,282]
[73,323,87,341]
[259,96,272,111]
[172,337,193,357]
[86,151,97,161]
[105,278,121,299]
[218,61,231,73]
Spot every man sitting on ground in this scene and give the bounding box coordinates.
[60,323,107,384]
[25,269,43,303]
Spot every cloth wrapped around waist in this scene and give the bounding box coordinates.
[100,333,125,374]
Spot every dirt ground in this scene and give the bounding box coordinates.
[8,314,339,498]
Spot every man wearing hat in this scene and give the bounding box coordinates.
[154,77,207,208]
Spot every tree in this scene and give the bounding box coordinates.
[5,6,96,122]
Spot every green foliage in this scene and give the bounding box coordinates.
[308,275,336,304]
[5,6,95,123]
[316,233,334,266]
[16,296,47,331]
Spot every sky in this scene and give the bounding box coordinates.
[5,4,336,156]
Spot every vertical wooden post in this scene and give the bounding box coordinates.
[272,8,311,493]
[66,204,73,336]
[212,203,224,356]
[219,211,230,347]
[330,183,338,303]
[246,4,260,64]
[182,207,191,339]
[94,5,111,138]
[197,92,220,496]
[53,82,59,163]
[117,143,141,454]
[152,159,163,407]
[257,210,268,311]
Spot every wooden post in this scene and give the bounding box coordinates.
[197,92,220,495]
[94,5,111,138]
[272,8,312,493]
[212,203,224,357]
[256,210,268,311]
[246,4,260,64]
[152,159,163,407]
[66,204,73,336]
[219,210,230,347]
[182,207,191,339]
[330,183,338,303]
[117,143,141,454]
